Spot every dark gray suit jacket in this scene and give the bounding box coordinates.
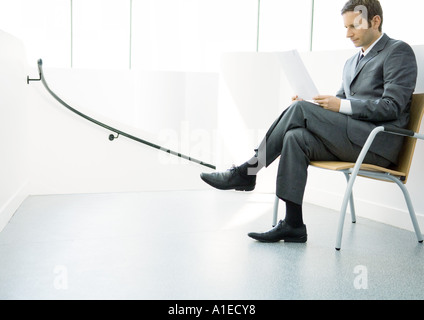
[336,34,417,164]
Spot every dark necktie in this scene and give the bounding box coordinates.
[356,53,364,67]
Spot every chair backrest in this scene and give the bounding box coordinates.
[395,93,424,183]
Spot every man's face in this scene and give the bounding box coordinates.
[343,11,379,50]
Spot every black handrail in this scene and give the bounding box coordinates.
[27,59,216,170]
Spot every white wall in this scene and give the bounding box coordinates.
[26,69,219,196]
[0,31,30,231]
[0,30,219,232]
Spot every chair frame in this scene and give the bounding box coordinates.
[272,94,424,250]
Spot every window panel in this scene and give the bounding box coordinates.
[0,0,71,67]
[0,0,23,37]
[131,0,258,72]
[258,0,312,52]
[72,0,130,69]
[2,0,422,70]
[380,0,424,45]
[312,0,352,51]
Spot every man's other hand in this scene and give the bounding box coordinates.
[313,95,341,112]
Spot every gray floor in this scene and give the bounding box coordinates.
[0,190,423,300]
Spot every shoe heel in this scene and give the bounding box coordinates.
[284,235,307,243]
[235,185,255,192]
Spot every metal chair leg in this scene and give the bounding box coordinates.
[336,170,358,250]
[388,176,423,243]
[272,195,279,227]
[336,127,385,250]
[343,172,356,223]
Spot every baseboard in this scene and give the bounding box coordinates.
[0,181,30,233]
[304,187,424,233]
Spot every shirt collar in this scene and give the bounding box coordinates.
[361,33,384,56]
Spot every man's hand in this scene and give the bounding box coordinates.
[313,95,341,112]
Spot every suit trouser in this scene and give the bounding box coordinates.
[255,101,392,205]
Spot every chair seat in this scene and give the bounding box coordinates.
[310,161,406,178]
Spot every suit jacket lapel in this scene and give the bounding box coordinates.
[350,34,390,85]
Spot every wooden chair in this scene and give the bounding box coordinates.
[272,93,424,250]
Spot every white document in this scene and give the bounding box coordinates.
[275,50,319,101]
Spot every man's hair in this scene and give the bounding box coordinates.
[341,0,383,32]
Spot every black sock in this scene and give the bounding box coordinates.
[239,155,265,176]
[284,200,304,228]
[238,156,261,176]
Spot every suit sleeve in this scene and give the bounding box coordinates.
[349,42,417,123]
[335,83,346,99]
[336,62,347,99]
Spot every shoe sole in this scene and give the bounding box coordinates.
[249,235,307,243]
[235,185,255,192]
[284,235,307,243]
[200,176,255,192]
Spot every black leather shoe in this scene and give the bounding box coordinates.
[200,166,256,191]
[248,220,307,243]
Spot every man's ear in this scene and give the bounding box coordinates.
[372,15,382,30]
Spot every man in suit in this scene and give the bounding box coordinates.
[200,0,417,243]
